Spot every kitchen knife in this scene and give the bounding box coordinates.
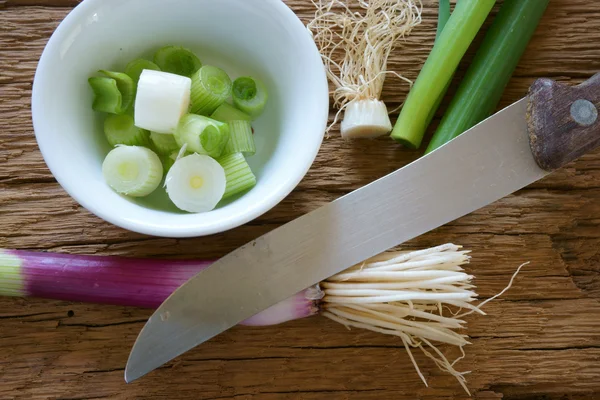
[125,74,600,382]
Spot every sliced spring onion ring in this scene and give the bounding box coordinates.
[218,152,257,199]
[210,102,253,122]
[149,132,180,155]
[102,146,163,197]
[174,114,230,158]
[153,46,202,77]
[222,120,255,156]
[165,153,226,213]
[232,76,268,119]
[190,65,232,116]
[104,114,150,147]
[88,70,135,114]
[125,59,161,84]
[134,69,192,134]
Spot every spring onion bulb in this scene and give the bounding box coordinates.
[210,102,253,122]
[102,145,163,197]
[0,244,525,393]
[223,121,255,156]
[190,65,233,115]
[231,77,268,119]
[174,114,230,158]
[153,46,202,77]
[134,69,192,134]
[165,153,226,213]
[149,132,180,155]
[88,70,135,114]
[125,58,161,84]
[104,114,150,147]
[306,0,422,138]
[218,152,257,199]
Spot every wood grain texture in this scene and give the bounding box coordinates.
[2,0,600,399]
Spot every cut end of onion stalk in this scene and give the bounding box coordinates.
[102,145,163,197]
[340,99,393,139]
[134,69,191,134]
[165,153,226,213]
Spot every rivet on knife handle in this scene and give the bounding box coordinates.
[527,72,600,171]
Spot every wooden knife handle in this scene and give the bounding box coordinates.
[527,73,600,171]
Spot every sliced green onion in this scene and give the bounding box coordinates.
[390,0,496,149]
[102,146,163,197]
[210,102,253,122]
[154,46,202,77]
[150,132,180,155]
[125,59,161,84]
[218,152,257,199]
[88,70,135,114]
[174,114,230,158]
[190,65,232,115]
[134,69,192,134]
[165,153,226,213]
[223,120,256,156]
[425,0,549,154]
[232,76,268,119]
[104,114,150,147]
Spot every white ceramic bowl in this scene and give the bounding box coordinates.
[32,0,328,238]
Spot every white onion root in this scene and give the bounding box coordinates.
[307,0,422,137]
[321,243,527,395]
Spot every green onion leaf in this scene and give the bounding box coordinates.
[217,152,257,200]
[104,114,150,147]
[88,70,135,114]
[174,114,230,158]
[390,0,495,149]
[190,65,232,116]
[232,76,268,119]
[125,58,161,84]
[223,120,255,156]
[99,70,135,113]
[210,102,253,122]
[426,0,550,154]
[149,132,181,155]
[153,46,202,77]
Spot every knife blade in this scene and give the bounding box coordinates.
[125,74,600,382]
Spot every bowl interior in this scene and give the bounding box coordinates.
[33,0,327,237]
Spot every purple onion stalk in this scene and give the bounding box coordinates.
[0,249,322,326]
[0,244,522,394]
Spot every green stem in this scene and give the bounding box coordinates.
[390,0,496,149]
[425,0,549,154]
[426,0,453,128]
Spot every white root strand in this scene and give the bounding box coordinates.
[306,0,422,132]
[321,243,525,395]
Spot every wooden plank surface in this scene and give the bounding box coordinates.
[2,0,600,399]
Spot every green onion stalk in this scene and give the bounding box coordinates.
[391,0,496,149]
[0,244,525,393]
[426,0,550,153]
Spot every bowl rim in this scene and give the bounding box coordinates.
[31,0,329,238]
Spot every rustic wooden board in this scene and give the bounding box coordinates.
[2,0,600,399]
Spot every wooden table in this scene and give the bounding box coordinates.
[2,0,600,399]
